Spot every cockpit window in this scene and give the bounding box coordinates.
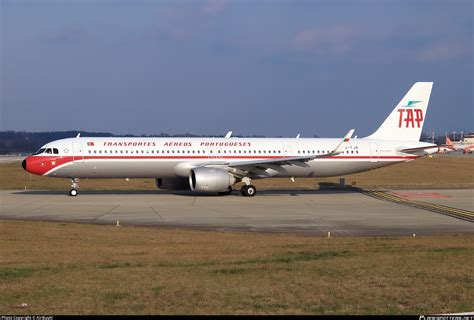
[33,148,46,155]
[53,148,59,154]
[45,148,52,154]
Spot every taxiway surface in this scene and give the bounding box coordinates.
[1,189,472,236]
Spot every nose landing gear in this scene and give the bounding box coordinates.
[69,178,79,196]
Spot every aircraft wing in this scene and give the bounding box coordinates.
[225,129,355,171]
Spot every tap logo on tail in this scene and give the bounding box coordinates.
[398,100,423,128]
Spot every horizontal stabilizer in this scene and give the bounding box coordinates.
[397,144,438,154]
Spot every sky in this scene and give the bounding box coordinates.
[1,0,473,138]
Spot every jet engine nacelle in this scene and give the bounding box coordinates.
[155,178,190,190]
[189,167,236,192]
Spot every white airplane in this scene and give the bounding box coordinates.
[23,82,438,197]
[444,135,474,154]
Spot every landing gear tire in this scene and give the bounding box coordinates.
[218,186,233,196]
[69,178,79,196]
[241,185,257,197]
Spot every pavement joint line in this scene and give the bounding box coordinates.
[15,197,51,209]
[18,203,51,216]
[357,188,474,223]
[150,206,166,221]
[93,205,121,221]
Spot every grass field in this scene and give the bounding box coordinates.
[1,220,473,315]
[1,155,473,190]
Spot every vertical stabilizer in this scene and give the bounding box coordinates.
[366,82,433,141]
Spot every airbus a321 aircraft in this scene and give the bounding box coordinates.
[23,82,438,197]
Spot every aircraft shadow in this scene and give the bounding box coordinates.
[11,186,357,197]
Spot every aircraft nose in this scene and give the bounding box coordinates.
[22,159,27,171]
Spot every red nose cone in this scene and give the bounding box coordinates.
[22,156,50,175]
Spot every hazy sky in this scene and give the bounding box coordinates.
[1,0,473,137]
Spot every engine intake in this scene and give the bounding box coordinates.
[189,167,236,192]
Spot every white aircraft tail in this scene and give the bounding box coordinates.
[366,82,433,141]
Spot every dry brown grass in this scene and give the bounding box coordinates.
[1,220,473,314]
[1,155,473,191]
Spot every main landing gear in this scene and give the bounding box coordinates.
[241,184,256,197]
[69,178,79,197]
[240,177,256,197]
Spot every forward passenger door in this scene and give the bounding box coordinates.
[73,142,84,162]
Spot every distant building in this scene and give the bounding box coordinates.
[462,132,474,144]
